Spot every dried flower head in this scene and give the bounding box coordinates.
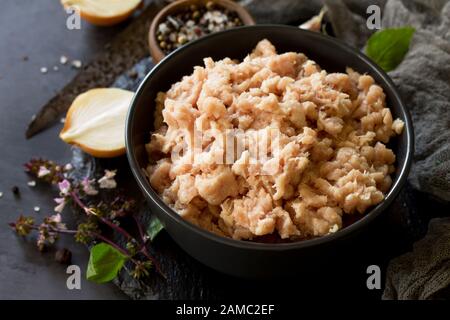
[98,170,117,189]
[81,178,98,196]
[36,214,67,251]
[24,158,68,184]
[131,260,153,279]
[44,213,66,230]
[107,196,136,219]
[75,220,98,244]
[125,240,139,256]
[12,157,163,282]
[10,215,34,236]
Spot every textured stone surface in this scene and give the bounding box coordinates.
[0,0,128,299]
[2,0,449,300]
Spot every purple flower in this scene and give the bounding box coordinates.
[81,178,98,196]
[46,213,66,230]
[58,179,71,196]
[37,232,46,251]
[37,166,51,178]
[98,170,117,189]
[54,197,66,213]
[49,213,62,224]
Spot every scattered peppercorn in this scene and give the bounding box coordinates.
[177,34,187,44]
[12,186,20,196]
[206,1,215,10]
[127,69,138,79]
[55,248,72,264]
[60,55,68,65]
[71,60,83,69]
[156,1,243,54]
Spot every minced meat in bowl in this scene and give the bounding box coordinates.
[144,39,405,242]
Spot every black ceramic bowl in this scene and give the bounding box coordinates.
[126,25,413,278]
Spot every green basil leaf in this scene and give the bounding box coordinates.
[147,216,164,241]
[86,243,128,283]
[365,27,415,72]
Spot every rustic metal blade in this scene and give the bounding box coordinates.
[26,3,161,139]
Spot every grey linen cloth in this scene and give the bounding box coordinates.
[383,218,450,299]
[244,0,450,201]
[380,2,450,298]
[327,0,450,300]
[243,0,450,299]
[384,0,450,202]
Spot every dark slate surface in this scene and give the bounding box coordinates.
[0,0,447,300]
[0,0,127,299]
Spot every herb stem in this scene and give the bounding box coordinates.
[70,191,88,211]
[97,215,134,240]
[70,191,134,241]
[17,223,78,235]
[91,232,130,258]
[133,215,147,244]
[52,227,77,235]
[17,158,165,281]
[132,215,165,278]
[140,247,165,279]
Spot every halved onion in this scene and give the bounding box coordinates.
[60,88,134,158]
[60,0,142,26]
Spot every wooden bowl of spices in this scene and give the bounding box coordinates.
[149,0,255,63]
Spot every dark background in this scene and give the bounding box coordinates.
[0,0,443,301]
[0,0,127,299]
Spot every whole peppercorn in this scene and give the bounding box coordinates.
[156,2,244,54]
[127,69,138,79]
[192,10,200,19]
[55,248,72,265]
[206,1,215,10]
[12,186,20,196]
[177,34,188,44]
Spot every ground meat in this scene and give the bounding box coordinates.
[146,39,404,241]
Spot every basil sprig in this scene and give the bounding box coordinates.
[147,216,164,241]
[365,27,415,72]
[86,243,128,283]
